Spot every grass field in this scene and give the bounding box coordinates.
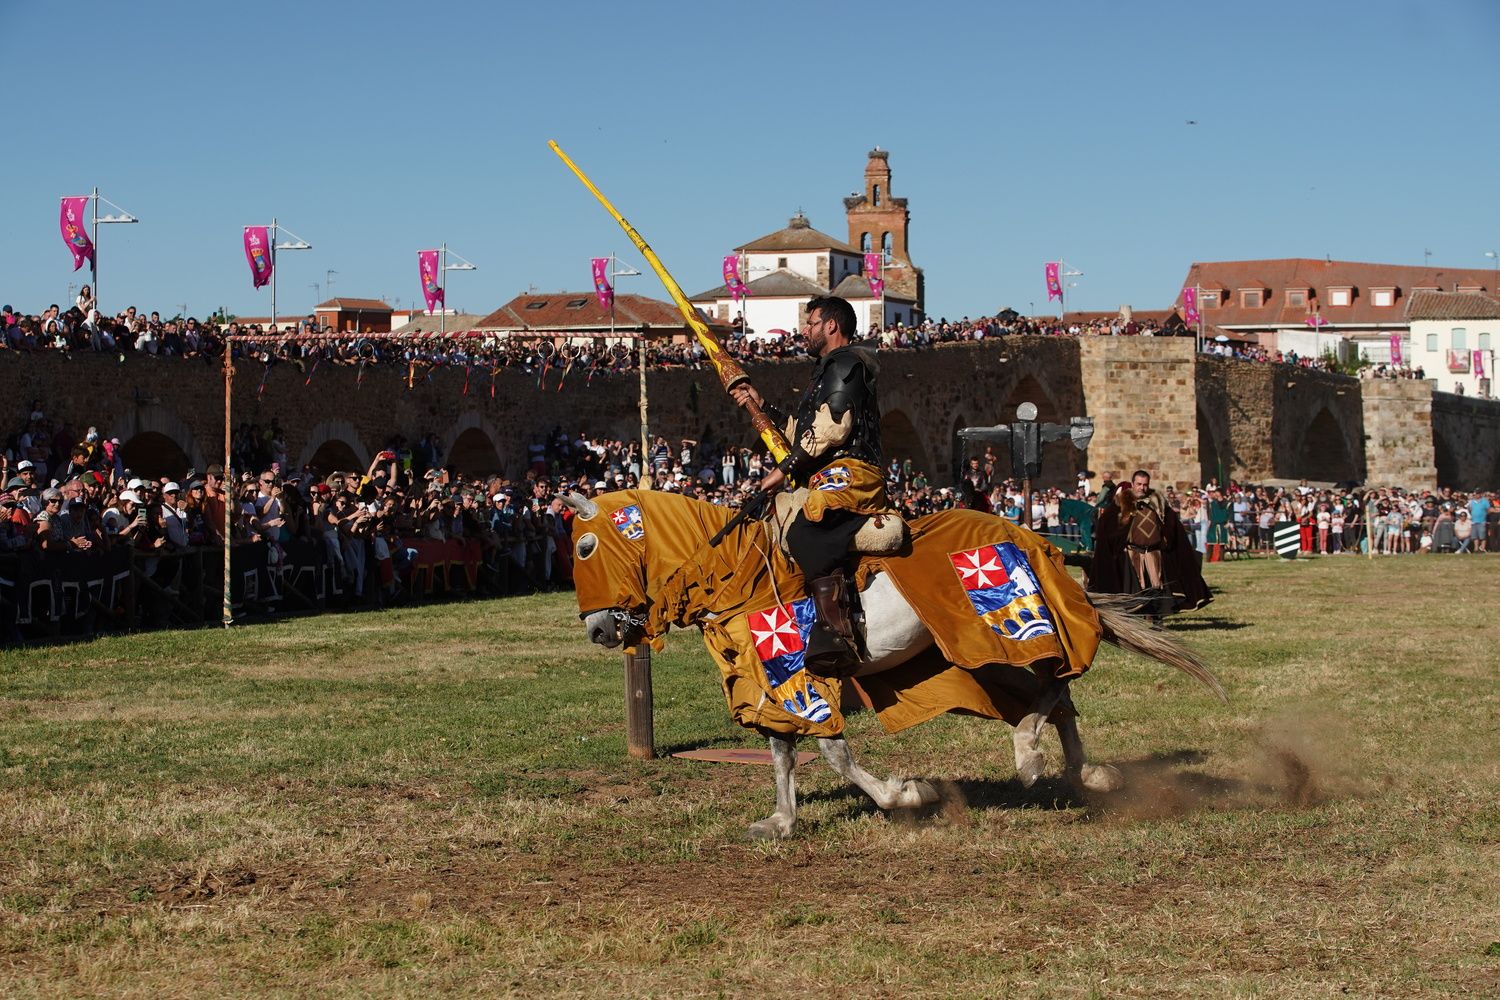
[2,555,1497,998]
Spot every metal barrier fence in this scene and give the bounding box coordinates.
[0,536,537,646]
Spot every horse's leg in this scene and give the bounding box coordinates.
[1054,687,1125,793]
[1013,677,1066,787]
[817,736,938,811]
[748,735,800,840]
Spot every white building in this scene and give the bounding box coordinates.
[1404,290,1498,398]
[690,212,916,339]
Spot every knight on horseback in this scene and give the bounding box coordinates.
[730,294,893,677]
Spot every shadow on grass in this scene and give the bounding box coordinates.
[1167,617,1252,632]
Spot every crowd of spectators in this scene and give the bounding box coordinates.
[1165,480,1494,556]
[0,285,1468,393]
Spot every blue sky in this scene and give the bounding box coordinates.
[3,0,1497,321]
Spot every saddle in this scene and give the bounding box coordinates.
[767,487,909,562]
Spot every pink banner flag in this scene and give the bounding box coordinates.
[1306,314,1328,328]
[591,257,614,311]
[1045,262,1062,302]
[1474,350,1486,379]
[59,196,94,272]
[1389,332,1403,365]
[723,254,750,301]
[1182,287,1199,325]
[243,226,273,289]
[864,252,885,297]
[418,250,444,313]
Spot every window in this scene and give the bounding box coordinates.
[1371,288,1395,307]
[565,298,589,309]
[1457,286,1484,294]
[1201,291,1220,307]
[881,232,893,256]
[1328,287,1352,307]
[776,257,788,269]
[1451,328,1467,350]
[1480,332,1492,351]
[1239,289,1264,308]
[872,184,881,206]
[525,301,548,310]
[860,232,871,253]
[1426,332,1438,351]
[1285,289,1307,307]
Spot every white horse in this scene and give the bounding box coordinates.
[566,490,1223,840]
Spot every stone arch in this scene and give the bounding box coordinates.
[306,439,364,476]
[1433,425,1461,489]
[949,412,973,487]
[1298,407,1359,484]
[999,374,1076,489]
[1197,402,1233,486]
[119,432,193,480]
[442,412,507,477]
[449,428,504,476]
[880,408,929,477]
[296,420,370,475]
[108,404,208,478]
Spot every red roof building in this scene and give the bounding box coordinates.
[474,292,727,342]
[1174,258,1496,360]
[313,297,394,333]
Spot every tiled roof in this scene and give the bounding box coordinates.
[1175,259,1495,328]
[830,274,915,302]
[692,269,831,301]
[474,292,724,335]
[390,313,489,334]
[1404,289,1500,321]
[735,212,857,254]
[314,297,393,312]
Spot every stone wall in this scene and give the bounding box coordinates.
[1430,392,1500,490]
[1361,379,1437,489]
[4,341,1494,491]
[1078,338,1199,490]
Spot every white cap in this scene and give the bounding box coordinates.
[118,490,142,504]
[16,460,34,470]
[492,493,505,503]
[127,478,144,490]
[162,482,181,493]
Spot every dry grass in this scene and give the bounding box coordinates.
[1,559,1497,997]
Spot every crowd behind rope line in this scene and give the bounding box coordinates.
[3,409,1496,644]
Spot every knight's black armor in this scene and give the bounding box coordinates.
[778,346,882,480]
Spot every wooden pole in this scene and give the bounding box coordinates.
[222,344,234,626]
[623,645,655,759]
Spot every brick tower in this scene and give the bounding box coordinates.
[844,148,924,315]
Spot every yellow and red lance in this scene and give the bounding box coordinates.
[548,140,790,465]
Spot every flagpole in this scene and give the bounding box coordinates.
[270,217,278,332]
[440,243,447,336]
[90,186,99,313]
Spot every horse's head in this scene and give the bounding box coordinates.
[559,490,650,649]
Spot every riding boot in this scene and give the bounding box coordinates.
[805,571,860,678]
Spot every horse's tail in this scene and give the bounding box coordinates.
[1089,592,1228,703]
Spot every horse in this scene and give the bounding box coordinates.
[562,488,1223,840]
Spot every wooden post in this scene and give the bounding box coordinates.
[623,645,655,759]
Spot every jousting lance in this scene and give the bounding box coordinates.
[548,140,791,465]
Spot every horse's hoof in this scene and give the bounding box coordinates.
[895,779,939,809]
[748,817,793,841]
[1016,750,1047,788]
[1077,763,1125,793]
